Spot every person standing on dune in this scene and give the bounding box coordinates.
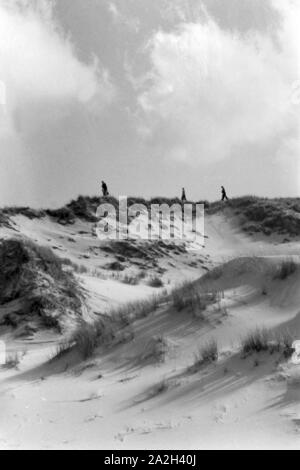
[101,181,109,197]
[221,186,229,202]
[181,188,187,203]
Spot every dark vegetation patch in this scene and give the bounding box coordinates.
[3,207,45,219]
[101,240,161,261]
[208,196,300,237]
[274,259,297,280]
[0,211,12,229]
[0,239,84,332]
[171,281,220,316]
[147,276,164,288]
[104,261,126,272]
[241,328,294,358]
[191,338,219,371]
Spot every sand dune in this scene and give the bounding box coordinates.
[0,198,299,450]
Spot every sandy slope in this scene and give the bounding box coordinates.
[0,212,300,450]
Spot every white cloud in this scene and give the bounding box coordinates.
[108,1,140,33]
[0,0,114,135]
[137,2,299,165]
[272,0,300,74]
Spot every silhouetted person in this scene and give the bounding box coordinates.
[102,181,109,197]
[221,186,229,202]
[181,188,187,203]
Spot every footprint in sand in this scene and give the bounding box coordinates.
[213,404,229,423]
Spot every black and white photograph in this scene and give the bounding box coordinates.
[0,0,299,451]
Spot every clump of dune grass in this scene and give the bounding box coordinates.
[104,261,125,272]
[52,340,74,361]
[141,335,169,364]
[0,239,83,332]
[147,276,164,288]
[191,338,218,371]
[241,327,294,358]
[274,330,295,358]
[69,263,89,275]
[149,377,181,399]
[207,196,300,237]
[5,353,21,369]
[71,324,102,360]
[108,294,165,325]
[154,380,170,395]
[52,317,123,362]
[241,328,270,355]
[2,351,25,369]
[3,206,45,220]
[171,281,219,316]
[22,239,71,280]
[274,259,297,280]
[51,293,166,361]
[199,338,218,362]
[205,265,223,281]
[121,274,141,286]
[46,207,75,225]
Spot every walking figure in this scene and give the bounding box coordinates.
[101,181,109,197]
[181,188,187,203]
[221,186,229,202]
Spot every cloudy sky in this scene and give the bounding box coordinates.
[0,0,299,207]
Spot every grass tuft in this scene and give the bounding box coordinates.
[51,293,165,361]
[171,281,220,316]
[241,327,294,358]
[274,259,297,280]
[191,338,218,371]
[2,351,25,369]
[147,276,164,288]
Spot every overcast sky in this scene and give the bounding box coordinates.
[0,0,299,207]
